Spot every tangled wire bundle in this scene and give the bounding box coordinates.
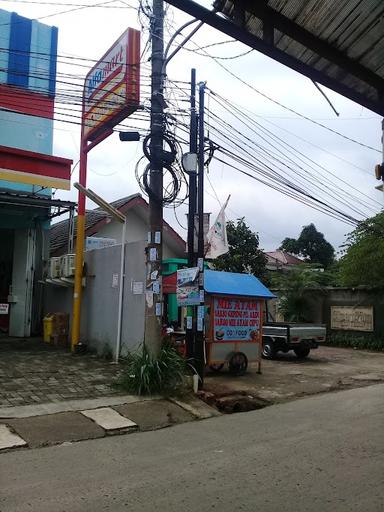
[135,132,188,207]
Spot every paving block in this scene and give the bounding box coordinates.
[0,424,27,450]
[115,400,195,431]
[81,407,137,431]
[8,412,105,448]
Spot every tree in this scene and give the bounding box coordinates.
[213,218,267,278]
[280,223,334,268]
[271,266,323,322]
[339,212,384,287]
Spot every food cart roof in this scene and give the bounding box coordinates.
[205,270,275,299]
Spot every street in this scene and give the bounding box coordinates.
[1,384,383,511]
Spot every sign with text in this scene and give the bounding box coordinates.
[176,267,200,306]
[213,297,262,342]
[82,28,140,141]
[331,306,373,332]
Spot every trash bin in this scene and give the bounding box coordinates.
[43,313,54,343]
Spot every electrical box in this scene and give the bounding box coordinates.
[60,254,76,278]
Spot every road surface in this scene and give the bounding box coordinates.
[1,384,384,511]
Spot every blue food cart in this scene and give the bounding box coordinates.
[204,270,275,375]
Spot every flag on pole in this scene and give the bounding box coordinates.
[205,195,230,259]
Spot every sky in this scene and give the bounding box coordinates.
[2,0,382,254]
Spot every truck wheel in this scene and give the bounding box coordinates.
[262,339,276,360]
[209,364,224,372]
[294,346,310,359]
[228,352,248,376]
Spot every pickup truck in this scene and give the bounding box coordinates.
[262,322,326,359]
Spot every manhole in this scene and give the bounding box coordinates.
[198,390,270,414]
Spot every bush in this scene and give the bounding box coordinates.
[117,341,188,395]
[326,332,384,351]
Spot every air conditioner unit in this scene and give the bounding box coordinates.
[60,254,76,278]
[49,257,61,279]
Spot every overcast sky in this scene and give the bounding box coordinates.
[2,0,382,253]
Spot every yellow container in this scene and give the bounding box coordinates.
[43,314,54,343]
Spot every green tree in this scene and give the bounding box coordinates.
[271,266,323,322]
[213,218,267,278]
[280,223,334,268]
[339,212,384,287]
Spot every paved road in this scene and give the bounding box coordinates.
[1,385,384,512]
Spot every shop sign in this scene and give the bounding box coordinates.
[331,306,373,332]
[82,28,140,141]
[176,267,200,306]
[0,304,9,315]
[213,297,261,342]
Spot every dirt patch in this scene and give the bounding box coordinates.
[202,346,384,410]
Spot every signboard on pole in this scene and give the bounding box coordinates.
[213,297,262,342]
[176,267,200,306]
[82,28,140,142]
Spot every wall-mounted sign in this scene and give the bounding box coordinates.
[176,267,200,306]
[213,297,261,342]
[0,304,9,315]
[82,28,140,141]
[0,145,72,190]
[331,306,373,332]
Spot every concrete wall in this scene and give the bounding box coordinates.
[94,211,181,259]
[44,241,147,357]
[271,287,384,336]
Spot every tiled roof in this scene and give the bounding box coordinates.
[265,250,303,266]
[50,194,141,253]
[50,193,185,255]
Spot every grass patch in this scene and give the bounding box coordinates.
[326,332,384,351]
[116,341,189,395]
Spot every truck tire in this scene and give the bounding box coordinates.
[209,363,224,372]
[262,338,276,360]
[294,346,310,359]
[228,352,248,376]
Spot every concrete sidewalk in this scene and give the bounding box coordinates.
[0,394,220,452]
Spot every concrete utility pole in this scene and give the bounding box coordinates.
[195,81,206,387]
[185,68,198,360]
[144,0,165,355]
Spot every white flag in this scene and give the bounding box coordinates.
[205,196,230,259]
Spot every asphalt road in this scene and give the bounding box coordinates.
[1,384,384,512]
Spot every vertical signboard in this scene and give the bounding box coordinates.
[82,28,140,142]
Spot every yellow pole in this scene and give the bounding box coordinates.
[71,145,87,351]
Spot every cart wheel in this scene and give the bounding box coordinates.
[228,352,248,376]
[209,363,224,373]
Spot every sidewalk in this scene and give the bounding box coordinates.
[0,337,219,452]
[0,337,124,408]
[0,394,219,452]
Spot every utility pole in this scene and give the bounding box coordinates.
[185,68,198,360]
[144,0,164,355]
[195,81,206,387]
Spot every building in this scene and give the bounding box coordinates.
[0,9,73,337]
[50,193,186,260]
[44,195,186,356]
[265,250,304,272]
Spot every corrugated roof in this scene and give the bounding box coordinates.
[215,0,384,114]
[204,269,275,298]
[166,0,384,116]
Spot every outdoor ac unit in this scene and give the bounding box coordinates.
[49,257,61,279]
[60,254,76,278]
